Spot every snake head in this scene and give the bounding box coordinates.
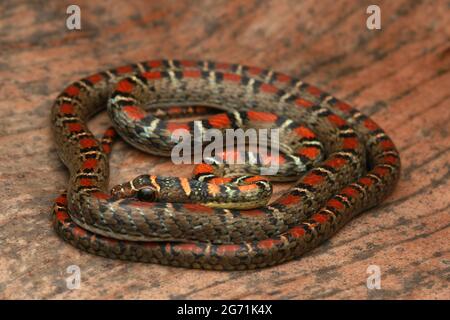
[110,174,158,202]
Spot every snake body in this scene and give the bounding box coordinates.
[51,60,400,270]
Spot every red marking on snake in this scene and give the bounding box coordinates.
[246,66,262,75]
[238,184,257,192]
[294,126,316,139]
[363,118,379,131]
[67,123,82,133]
[193,163,215,175]
[278,194,301,206]
[79,138,97,149]
[56,210,69,221]
[276,73,291,82]
[73,226,87,238]
[175,243,204,254]
[343,137,359,149]
[116,65,134,74]
[143,242,159,248]
[82,158,97,169]
[167,106,182,114]
[55,195,67,205]
[312,213,329,223]
[247,110,278,122]
[92,192,110,200]
[130,201,156,208]
[123,106,145,120]
[328,199,345,211]
[207,183,220,196]
[381,140,395,150]
[216,245,240,255]
[146,60,162,68]
[208,114,231,128]
[223,73,241,82]
[208,177,232,184]
[257,239,281,249]
[166,122,190,132]
[299,146,320,159]
[116,79,134,93]
[104,128,116,137]
[142,71,162,80]
[373,166,390,177]
[241,209,265,217]
[180,60,196,67]
[289,226,306,238]
[327,114,347,127]
[79,178,93,187]
[104,237,118,246]
[244,176,268,183]
[325,157,348,169]
[183,70,202,78]
[261,154,286,165]
[303,173,324,186]
[383,155,398,165]
[64,85,80,96]
[260,83,279,94]
[341,186,359,198]
[295,98,314,108]
[87,74,103,84]
[183,203,214,214]
[307,86,322,97]
[60,103,74,114]
[335,101,352,112]
[216,62,231,70]
[102,144,111,154]
[359,177,373,187]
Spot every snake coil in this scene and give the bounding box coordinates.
[51,60,400,270]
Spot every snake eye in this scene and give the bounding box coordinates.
[137,187,156,202]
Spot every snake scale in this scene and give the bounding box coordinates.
[51,60,400,270]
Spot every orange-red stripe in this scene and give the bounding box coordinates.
[223,73,241,82]
[116,79,134,93]
[247,110,277,122]
[142,71,162,79]
[303,173,324,185]
[166,122,190,132]
[293,126,316,138]
[208,114,231,128]
[183,70,202,78]
[79,138,97,148]
[278,194,301,206]
[298,147,320,160]
[295,98,314,108]
[123,106,145,120]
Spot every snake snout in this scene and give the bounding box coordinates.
[111,175,159,202]
[110,183,134,199]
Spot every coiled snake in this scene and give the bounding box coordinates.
[51,60,400,270]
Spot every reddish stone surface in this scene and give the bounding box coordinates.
[0,0,448,299]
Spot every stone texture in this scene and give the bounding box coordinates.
[0,0,449,299]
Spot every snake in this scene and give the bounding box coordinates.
[51,59,400,270]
